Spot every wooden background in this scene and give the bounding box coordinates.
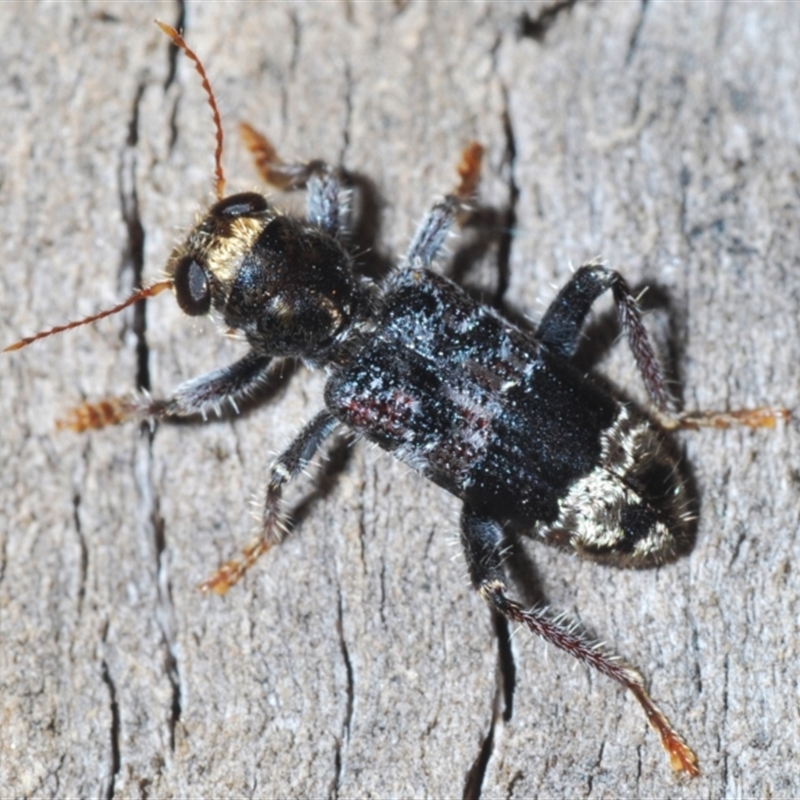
[2,2,799,797]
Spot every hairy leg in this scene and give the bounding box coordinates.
[240,122,349,238]
[58,350,273,431]
[537,261,674,412]
[537,261,789,428]
[404,142,483,268]
[459,504,700,776]
[200,410,341,595]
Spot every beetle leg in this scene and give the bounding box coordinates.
[240,122,348,237]
[537,261,674,412]
[404,143,484,268]
[460,505,700,777]
[200,410,340,595]
[57,350,273,431]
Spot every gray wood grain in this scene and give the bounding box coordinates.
[2,2,798,797]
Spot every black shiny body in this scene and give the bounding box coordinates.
[11,33,781,776]
[327,267,618,529]
[121,144,700,772]
[162,180,689,573]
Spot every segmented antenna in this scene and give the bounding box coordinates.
[4,280,173,352]
[5,24,226,355]
[156,20,226,199]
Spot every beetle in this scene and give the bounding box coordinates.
[7,23,787,777]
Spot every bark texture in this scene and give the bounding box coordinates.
[2,2,799,797]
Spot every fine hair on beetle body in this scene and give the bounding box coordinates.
[6,21,789,781]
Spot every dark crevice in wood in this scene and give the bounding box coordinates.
[118,62,186,760]
[100,657,121,800]
[625,0,650,66]
[516,0,579,43]
[330,588,355,798]
[462,603,517,798]
[117,80,149,393]
[494,93,519,310]
[153,498,182,753]
[339,63,354,167]
[463,715,495,800]
[163,0,186,92]
[72,491,88,616]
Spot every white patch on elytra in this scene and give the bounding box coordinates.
[537,405,688,566]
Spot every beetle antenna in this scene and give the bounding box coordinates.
[4,280,174,352]
[156,20,226,199]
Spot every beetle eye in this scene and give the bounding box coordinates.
[211,192,269,219]
[174,257,211,316]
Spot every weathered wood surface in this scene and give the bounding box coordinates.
[2,2,799,797]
